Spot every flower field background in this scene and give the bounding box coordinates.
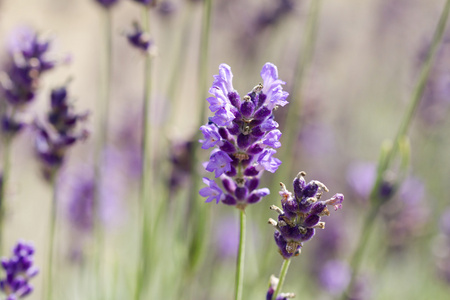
[0,0,449,299]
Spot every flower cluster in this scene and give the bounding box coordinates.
[34,86,88,180]
[0,241,38,299]
[0,27,55,137]
[199,63,289,208]
[126,22,152,52]
[266,275,295,300]
[269,172,344,259]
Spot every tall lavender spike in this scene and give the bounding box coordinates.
[199,63,289,209]
[269,172,344,259]
[0,241,38,299]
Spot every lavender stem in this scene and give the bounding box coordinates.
[44,174,58,300]
[93,7,113,298]
[0,134,11,255]
[135,6,153,300]
[272,259,291,300]
[234,209,246,300]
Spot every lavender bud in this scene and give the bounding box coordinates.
[222,178,236,194]
[220,140,236,153]
[222,195,237,206]
[244,166,259,176]
[247,143,263,154]
[250,125,264,137]
[304,215,320,227]
[246,177,259,192]
[235,186,248,200]
[218,127,229,139]
[254,106,271,120]
[237,133,251,149]
[228,91,240,108]
[240,99,255,118]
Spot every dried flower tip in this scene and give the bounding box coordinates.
[286,241,301,254]
[252,83,263,93]
[243,95,251,102]
[312,180,329,192]
[313,222,326,229]
[268,218,278,227]
[297,171,307,178]
[306,197,317,204]
[270,205,284,214]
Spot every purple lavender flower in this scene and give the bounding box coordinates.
[34,86,88,181]
[199,177,224,203]
[199,63,288,208]
[0,241,38,299]
[95,0,119,8]
[269,172,344,259]
[0,27,56,138]
[1,27,54,107]
[126,22,152,52]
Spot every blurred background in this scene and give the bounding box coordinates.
[0,0,450,299]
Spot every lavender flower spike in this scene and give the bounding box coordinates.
[199,63,289,208]
[269,172,344,259]
[0,241,38,299]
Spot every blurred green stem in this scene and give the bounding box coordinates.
[0,134,11,255]
[135,6,153,300]
[93,8,113,299]
[272,259,291,300]
[45,173,59,300]
[342,1,450,298]
[234,209,246,300]
[184,0,213,275]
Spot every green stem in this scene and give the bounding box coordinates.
[197,0,213,126]
[272,259,291,300]
[45,174,59,300]
[342,1,450,298]
[0,135,11,255]
[185,0,213,274]
[93,8,113,299]
[134,6,153,300]
[234,209,246,300]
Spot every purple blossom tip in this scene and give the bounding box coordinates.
[199,177,224,204]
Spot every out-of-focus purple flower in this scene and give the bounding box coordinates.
[0,241,38,299]
[34,86,88,181]
[0,27,57,139]
[126,22,152,52]
[319,260,351,295]
[158,1,176,16]
[269,172,344,259]
[382,176,429,251]
[95,0,119,8]
[1,27,55,107]
[199,63,288,208]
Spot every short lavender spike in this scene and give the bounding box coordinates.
[270,172,344,259]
